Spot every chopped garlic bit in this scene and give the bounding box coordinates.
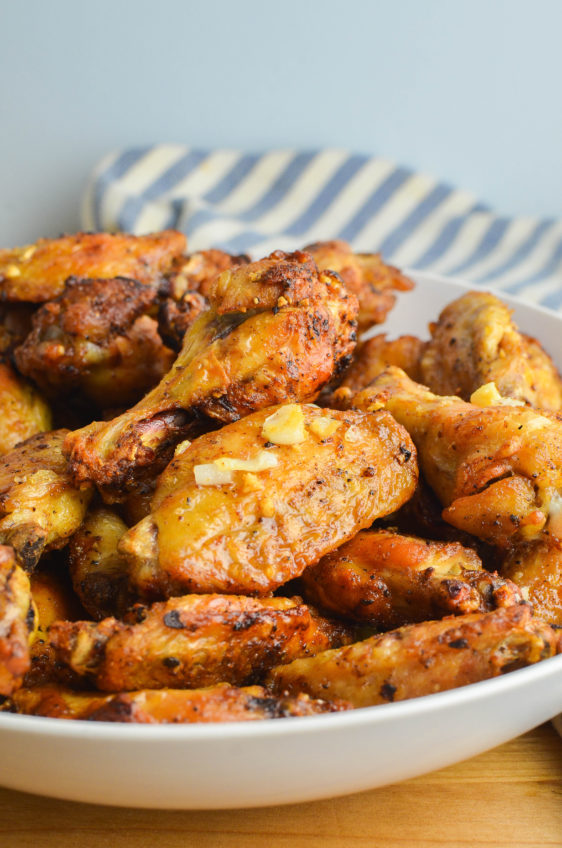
[309,417,341,439]
[174,439,192,458]
[4,264,21,278]
[344,425,361,443]
[548,491,562,538]
[367,401,385,412]
[194,464,233,486]
[262,404,307,445]
[470,382,524,408]
[214,452,278,472]
[520,586,530,602]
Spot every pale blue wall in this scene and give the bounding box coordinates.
[1,0,561,244]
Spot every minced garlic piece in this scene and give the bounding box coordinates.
[174,439,192,458]
[262,405,306,445]
[470,382,525,408]
[366,401,385,413]
[193,464,233,486]
[214,452,278,472]
[309,417,341,439]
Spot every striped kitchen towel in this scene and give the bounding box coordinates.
[83,145,562,312]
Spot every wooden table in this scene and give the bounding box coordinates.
[1,724,560,848]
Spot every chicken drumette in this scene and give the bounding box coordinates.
[0,362,52,455]
[65,250,359,501]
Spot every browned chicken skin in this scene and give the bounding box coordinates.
[0,545,34,695]
[353,367,562,549]
[49,594,352,691]
[69,507,132,620]
[267,604,558,707]
[157,290,208,351]
[8,682,349,723]
[304,240,414,330]
[502,539,562,625]
[0,230,186,303]
[302,529,521,629]
[119,404,417,599]
[0,361,52,455]
[14,277,175,408]
[0,431,93,570]
[420,291,562,411]
[0,303,35,355]
[162,248,250,301]
[64,250,359,501]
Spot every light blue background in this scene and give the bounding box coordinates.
[1,0,561,245]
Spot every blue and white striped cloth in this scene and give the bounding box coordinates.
[83,145,562,312]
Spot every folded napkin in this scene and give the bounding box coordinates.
[83,144,562,312]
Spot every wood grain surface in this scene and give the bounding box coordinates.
[0,724,560,848]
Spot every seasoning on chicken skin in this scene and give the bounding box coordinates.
[0,545,35,695]
[0,361,52,455]
[0,230,187,303]
[157,290,208,351]
[352,367,562,549]
[163,248,250,301]
[267,604,558,708]
[48,594,352,692]
[119,404,417,599]
[502,539,562,625]
[304,240,414,330]
[14,277,175,408]
[64,250,359,501]
[329,333,425,407]
[0,431,93,570]
[420,291,562,411]
[69,507,133,620]
[7,682,350,723]
[301,529,522,629]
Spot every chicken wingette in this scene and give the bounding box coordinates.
[353,368,562,548]
[8,682,349,723]
[0,430,93,570]
[502,539,562,625]
[65,250,359,501]
[301,529,522,629]
[0,230,186,303]
[69,507,132,620]
[119,403,417,599]
[14,277,175,408]
[267,604,558,707]
[0,545,35,695]
[48,594,352,691]
[0,361,52,455]
[420,291,562,411]
[304,240,413,330]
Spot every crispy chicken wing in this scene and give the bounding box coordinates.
[302,529,521,629]
[64,250,359,500]
[267,604,558,707]
[0,431,93,570]
[119,404,417,599]
[14,277,175,408]
[49,594,352,691]
[0,362,52,455]
[329,334,425,407]
[420,292,562,410]
[69,507,132,620]
[0,230,186,303]
[0,546,34,695]
[353,368,562,548]
[304,240,413,330]
[8,682,349,722]
[502,539,562,625]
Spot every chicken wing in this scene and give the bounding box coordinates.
[0,361,52,455]
[0,431,93,570]
[301,529,521,629]
[8,682,349,722]
[502,539,562,625]
[69,507,132,620]
[304,240,414,330]
[0,230,186,303]
[64,250,359,500]
[0,545,34,695]
[353,367,562,548]
[119,404,417,599]
[14,277,174,409]
[329,333,425,407]
[420,291,562,411]
[267,604,558,707]
[48,594,352,691]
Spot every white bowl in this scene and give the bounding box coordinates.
[1,271,561,809]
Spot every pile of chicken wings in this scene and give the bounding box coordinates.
[0,231,560,724]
